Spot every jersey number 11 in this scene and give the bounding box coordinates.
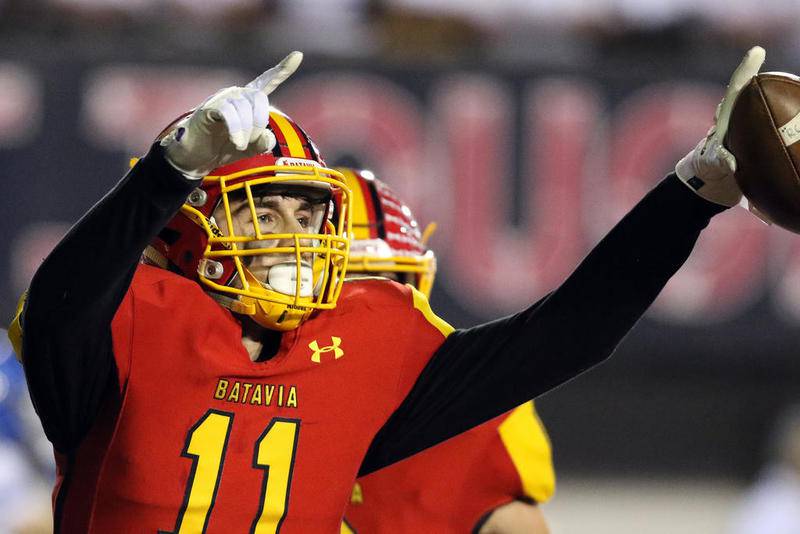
[162,410,300,534]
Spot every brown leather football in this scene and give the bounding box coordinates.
[726,72,800,233]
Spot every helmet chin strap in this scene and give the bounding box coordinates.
[205,290,257,316]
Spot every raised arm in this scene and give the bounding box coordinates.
[15,53,303,452]
[360,46,766,474]
[20,147,196,453]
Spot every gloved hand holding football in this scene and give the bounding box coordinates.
[160,51,303,178]
[676,46,766,208]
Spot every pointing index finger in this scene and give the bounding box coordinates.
[246,51,304,96]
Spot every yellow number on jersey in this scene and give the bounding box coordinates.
[175,411,232,534]
[252,419,300,534]
[167,411,300,534]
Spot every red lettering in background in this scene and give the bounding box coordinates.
[0,63,42,147]
[435,76,596,311]
[279,74,773,322]
[82,66,244,153]
[772,233,800,322]
[76,66,781,324]
[608,85,770,323]
[276,74,432,223]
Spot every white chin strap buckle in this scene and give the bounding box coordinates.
[268,262,314,297]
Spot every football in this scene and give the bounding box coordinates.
[726,72,800,233]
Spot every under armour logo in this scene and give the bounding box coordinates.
[309,337,344,363]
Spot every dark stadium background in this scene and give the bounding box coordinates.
[2,1,800,531]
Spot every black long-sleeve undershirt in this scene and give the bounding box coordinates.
[21,145,198,453]
[359,175,724,474]
[20,144,724,463]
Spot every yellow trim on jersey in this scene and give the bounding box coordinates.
[498,401,556,504]
[270,111,305,157]
[8,291,26,362]
[349,481,364,504]
[337,168,371,240]
[340,520,356,534]
[409,285,454,338]
[343,275,393,283]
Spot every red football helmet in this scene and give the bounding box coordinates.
[144,109,352,331]
[336,168,436,297]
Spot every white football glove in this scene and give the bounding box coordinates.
[676,46,765,207]
[160,51,303,178]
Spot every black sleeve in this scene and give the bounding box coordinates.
[21,144,197,453]
[359,174,726,475]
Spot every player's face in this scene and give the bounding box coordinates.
[213,187,328,285]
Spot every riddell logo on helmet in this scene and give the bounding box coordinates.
[207,220,224,238]
[276,157,322,168]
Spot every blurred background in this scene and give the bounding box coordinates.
[3,0,800,532]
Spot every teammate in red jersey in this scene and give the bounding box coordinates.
[10,47,767,533]
[338,168,554,534]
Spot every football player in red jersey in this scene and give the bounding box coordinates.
[9,47,766,533]
[338,167,554,533]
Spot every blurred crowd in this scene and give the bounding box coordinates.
[2,0,800,64]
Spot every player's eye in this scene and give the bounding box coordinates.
[297,216,311,229]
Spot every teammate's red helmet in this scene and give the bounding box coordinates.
[337,168,436,297]
[144,109,352,331]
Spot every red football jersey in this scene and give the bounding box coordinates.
[342,402,555,533]
[54,265,451,533]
